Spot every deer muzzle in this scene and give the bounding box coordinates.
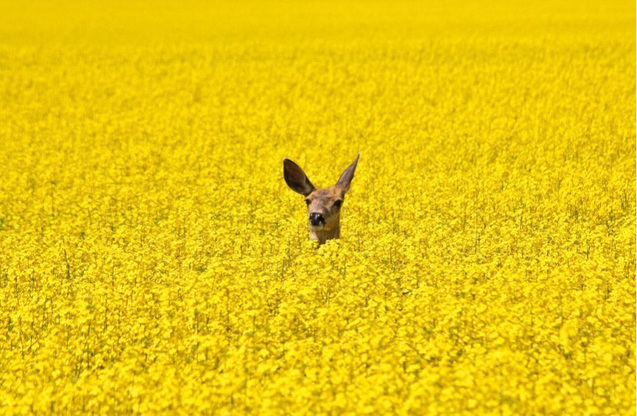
[309,212,326,226]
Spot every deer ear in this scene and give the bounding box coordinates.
[283,159,315,196]
[336,153,360,193]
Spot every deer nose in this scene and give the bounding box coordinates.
[309,213,325,226]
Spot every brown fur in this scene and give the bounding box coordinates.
[304,187,345,243]
[283,155,360,245]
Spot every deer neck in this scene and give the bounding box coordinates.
[310,223,340,245]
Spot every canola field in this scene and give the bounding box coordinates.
[0,0,635,414]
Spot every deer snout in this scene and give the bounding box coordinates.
[309,212,325,226]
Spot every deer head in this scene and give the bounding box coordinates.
[283,154,360,244]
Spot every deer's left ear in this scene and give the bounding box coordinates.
[336,153,360,193]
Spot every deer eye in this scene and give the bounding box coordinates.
[305,199,311,206]
[334,200,343,208]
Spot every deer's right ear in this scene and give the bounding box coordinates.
[336,153,360,193]
[283,159,315,196]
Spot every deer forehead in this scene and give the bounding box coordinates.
[307,187,344,203]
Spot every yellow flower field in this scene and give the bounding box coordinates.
[0,0,634,414]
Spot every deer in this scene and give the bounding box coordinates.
[283,154,360,245]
